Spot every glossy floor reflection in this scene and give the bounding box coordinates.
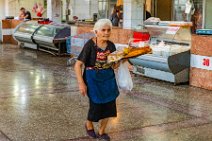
[0,44,212,141]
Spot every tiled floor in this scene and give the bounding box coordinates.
[0,44,212,141]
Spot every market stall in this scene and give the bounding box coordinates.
[129,22,192,84]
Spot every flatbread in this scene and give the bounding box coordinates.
[107,46,151,63]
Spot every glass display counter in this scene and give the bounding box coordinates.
[33,24,70,55]
[13,21,42,49]
[13,21,70,55]
[129,22,192,84]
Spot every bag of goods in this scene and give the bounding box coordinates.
[117,61,133,91]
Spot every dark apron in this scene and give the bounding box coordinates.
[84,68,119,104]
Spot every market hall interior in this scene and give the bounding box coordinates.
[0,44,212,141]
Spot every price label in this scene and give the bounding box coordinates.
[203,58,210,67]
[191,54,212,70]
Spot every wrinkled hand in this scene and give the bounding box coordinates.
[122,59,128,63]
[78,82,87,96]
[112,59,128,69]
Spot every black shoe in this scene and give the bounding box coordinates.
[85,124,97,138]
[97,133,110,141]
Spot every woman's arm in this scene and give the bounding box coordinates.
[112,59,128,69]
[74,60,87,96]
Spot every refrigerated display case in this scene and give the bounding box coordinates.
[13,21,70,55]
[33,24,70,55]
[13,21,42,49]
[129,22,192,84]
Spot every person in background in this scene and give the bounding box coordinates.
[18,11,25,20]
[191,8,202,33]
[74,19,120,141]
[145,10,151,20]
[144,4,151,20]
[110,5,120,26]
[19,7,31,20]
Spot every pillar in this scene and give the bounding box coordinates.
[123,0,145,29]
[47,0,62,23]
[0,0,6,19]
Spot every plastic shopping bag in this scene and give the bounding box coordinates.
[117,61,133,91]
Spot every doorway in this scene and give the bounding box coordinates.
[146,0,172,21]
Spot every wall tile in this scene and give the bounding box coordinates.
[190,67,212,90]
[191,35,212,56]
[2,20,11,29]
[118,29,133,44]
[3,35,17,45]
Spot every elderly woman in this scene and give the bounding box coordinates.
[74,19,120,141]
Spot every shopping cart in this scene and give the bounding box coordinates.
[67,32,95,66]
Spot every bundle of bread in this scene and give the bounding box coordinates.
[123,46,152,58]
[107,46,152,63]
[107,50,125,63]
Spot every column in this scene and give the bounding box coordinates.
[47,0,62,23]
[71,0,93,20]
[123,0,145,29]
[0,0,5,19]
[190,35,212,90]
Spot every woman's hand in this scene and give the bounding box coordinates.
[112,59,128,69]
[78,82,87,96]
[74,60,87,96]
[112,61,120,69]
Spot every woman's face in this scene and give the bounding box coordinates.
[19,11,24,15]
[96,25,111,41]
